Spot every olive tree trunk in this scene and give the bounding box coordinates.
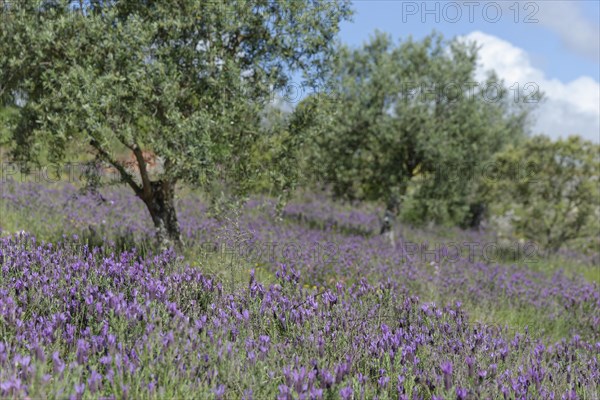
[140,180,183,251]
[93,144,183,251]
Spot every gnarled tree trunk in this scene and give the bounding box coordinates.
[92,143,183,251]
[140,180,183,251]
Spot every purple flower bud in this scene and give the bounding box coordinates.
[52,351,65,375]
[74,382,85,400]
[340,386,353,400]
[440,361,453,390]
[87,370,102,394]
[212,384,225,400]
[456,387,468,400]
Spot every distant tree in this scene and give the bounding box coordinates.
[483,135,600,254]
[0,106,18,147]
[0,0,352,248]
[308,31,534,226]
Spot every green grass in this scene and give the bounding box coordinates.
[465,303,573,342]
[185,248,278,294]
[0,202,65,240]
[530,257,600,285]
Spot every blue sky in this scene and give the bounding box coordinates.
[335,0,600,142]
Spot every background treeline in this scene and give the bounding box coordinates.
[0,1,598,255]
[247,32,599,256]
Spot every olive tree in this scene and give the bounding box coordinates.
[0,0,352,248]
[483,135,600,254]
[308,32,533,227]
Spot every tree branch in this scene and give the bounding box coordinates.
[132,142,152,201]
[90,139,142,196]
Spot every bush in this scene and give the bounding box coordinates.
[483,135,600,254]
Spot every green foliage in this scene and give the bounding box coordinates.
[0,106,18,147]
[483,135,600,254]
[307,31,533,225]
[0,0,352,244]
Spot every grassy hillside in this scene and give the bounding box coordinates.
[0,180,598,398]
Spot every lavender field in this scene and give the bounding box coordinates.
[1,1,599,399]
[0,180,598,399]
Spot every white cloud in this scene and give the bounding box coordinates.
[460,31,600,143]
[531,0,599,62]
[496,1,599,62]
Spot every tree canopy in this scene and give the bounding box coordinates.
[0,0,352,248]
[306,31,535,226]
[483,135,600,254]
